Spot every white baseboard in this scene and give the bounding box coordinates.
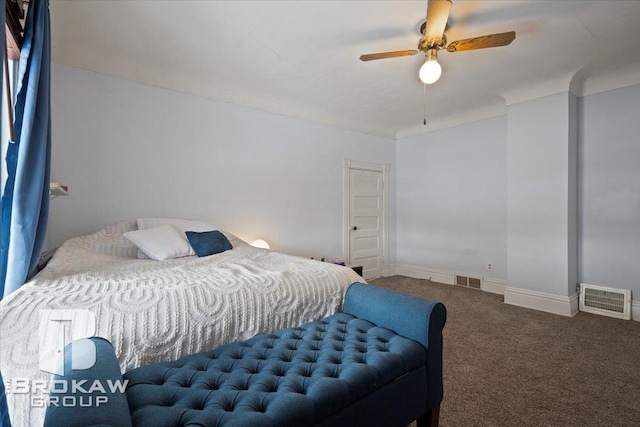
[504,286,579,317]
[395,263,507,294]
[482,278,507,295]
[391,264,638,320]
[632,301,640,322]
[383,263,396,277]
[395,264,455,285]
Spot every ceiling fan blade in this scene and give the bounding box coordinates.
[424,0,452,42]
[359,50,419,62]
[446,31,516,52]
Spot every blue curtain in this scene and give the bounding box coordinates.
[0,1,11,423]
[0,0,51,300]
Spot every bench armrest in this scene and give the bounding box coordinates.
[343,282,447,410]
[44,337,132,427]
[0,372,10,427]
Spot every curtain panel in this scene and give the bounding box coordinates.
[0,0,13,422]
[0,0,51,299]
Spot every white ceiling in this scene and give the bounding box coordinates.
[50,1,640,139]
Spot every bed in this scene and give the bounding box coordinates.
[0,220,362,427]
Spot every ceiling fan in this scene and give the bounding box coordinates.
[360,0,516,85]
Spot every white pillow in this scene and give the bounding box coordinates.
[136,218,217,258]
[123,225,193,261]
[137,218,217,233]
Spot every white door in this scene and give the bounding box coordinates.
[349,168,384,279]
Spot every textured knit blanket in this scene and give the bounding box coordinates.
[0,221,361,426]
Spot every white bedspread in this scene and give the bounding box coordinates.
[0,221,362,426]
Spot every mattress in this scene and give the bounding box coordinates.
[0,220,362,426]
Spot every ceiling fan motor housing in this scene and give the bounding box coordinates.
[419,34,447,52]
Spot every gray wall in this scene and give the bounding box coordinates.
[396,116,508,280]
[49,63,397,262]
[396,84,639,301]
[50,61,640,299]
[506,93,576,297]
[579,84,640,296]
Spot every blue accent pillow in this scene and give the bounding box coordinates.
[186,230,233,257]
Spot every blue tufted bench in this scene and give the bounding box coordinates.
[44,283,446,427]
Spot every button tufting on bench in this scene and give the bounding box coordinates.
[124,312,428,426]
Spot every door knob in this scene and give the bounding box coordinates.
[351,226,358,231]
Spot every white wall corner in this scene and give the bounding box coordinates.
[482,278,507,295]
[504,286,579,317]
[395,264,455,285]
[383,263,396,277]
[632,300,640,322]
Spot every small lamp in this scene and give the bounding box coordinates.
[250,239,270,249]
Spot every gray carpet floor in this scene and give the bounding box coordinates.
[370,276,640,427]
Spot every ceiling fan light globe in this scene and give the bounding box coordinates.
[419,59,442,84]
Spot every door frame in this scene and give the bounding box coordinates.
[342,159,389,276]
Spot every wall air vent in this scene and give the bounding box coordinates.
[455,275,482,290]
[468,277,482,289]
[579,283,631,320]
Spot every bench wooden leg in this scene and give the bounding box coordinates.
[417,404,440,427]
